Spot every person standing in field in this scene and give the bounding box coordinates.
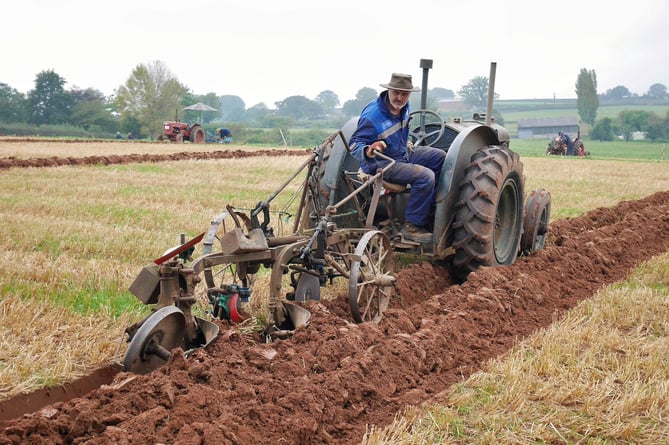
[349,73,445,243]
[219,128,232,144]
[559,131,575,156]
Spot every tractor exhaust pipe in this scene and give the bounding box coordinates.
[418,58,433,132]
[486,62,496,126]
[419,58,433,110]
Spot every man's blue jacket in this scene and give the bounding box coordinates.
[349,91,412,174]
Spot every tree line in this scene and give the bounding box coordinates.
[575,69,669,141]
[1,60,667,141]
[0,61,456,140]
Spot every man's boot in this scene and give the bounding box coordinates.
[402,222,432,243]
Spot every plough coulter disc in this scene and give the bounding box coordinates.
[123,306,186,374]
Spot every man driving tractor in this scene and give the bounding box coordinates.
[349,73,445,244]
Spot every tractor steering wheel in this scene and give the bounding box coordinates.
[409,109,446,148]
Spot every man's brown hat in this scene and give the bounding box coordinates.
[380,73,420,92]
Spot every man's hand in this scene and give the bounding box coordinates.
[365,140,387,158]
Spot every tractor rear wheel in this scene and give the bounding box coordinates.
[190,125,205,144]
[451,146,524,281]
[520,189,551,255]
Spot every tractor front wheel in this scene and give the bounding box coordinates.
[451,146,524,281]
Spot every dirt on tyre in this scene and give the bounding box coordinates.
[451,145,525,281]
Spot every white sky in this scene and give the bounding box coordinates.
[2,0,668,107]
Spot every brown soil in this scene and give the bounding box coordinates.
[0,149,308,169]
[0,188,668,444]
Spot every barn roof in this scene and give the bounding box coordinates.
[517,117,578,128]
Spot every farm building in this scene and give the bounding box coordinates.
[517,117,579,139]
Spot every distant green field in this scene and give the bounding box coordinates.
[496,103,669,137]
[510,138,669,161]
[472,100,669,161]
[502,104,669,123]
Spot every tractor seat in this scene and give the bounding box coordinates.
[358,169,407,193]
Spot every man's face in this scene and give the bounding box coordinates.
[387,89,411,114]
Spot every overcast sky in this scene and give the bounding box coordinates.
[2,0,667,107]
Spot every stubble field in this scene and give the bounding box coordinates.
[0,139,668,444]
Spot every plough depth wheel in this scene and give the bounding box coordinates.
[348,230,395,323]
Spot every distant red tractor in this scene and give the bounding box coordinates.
[161,121,206,143]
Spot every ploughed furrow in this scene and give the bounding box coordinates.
[0,149,309,169]
[1,191,667,445]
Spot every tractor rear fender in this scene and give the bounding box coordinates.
[433,124,502,255]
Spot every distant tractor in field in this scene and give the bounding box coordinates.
[546,137,566,155]
[161,121,206,144]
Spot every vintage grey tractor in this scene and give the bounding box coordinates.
[120,60,551,374]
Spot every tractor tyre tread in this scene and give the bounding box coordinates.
[190,125,205,144]
[451,145,525,281]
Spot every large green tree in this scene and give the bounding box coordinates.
[69,87,117,131]
[314,90,340,112]
[603,85,630,100]
[28,70,72,125]
[617,109,654,132]
[115,61,187,138]
[645,114,666,141]
[457,76,496,109]
[647,83,668,100]
[0,83,28,123]
[274,95,322,120]
[342,87,378,117]
[575,68,599,125]
[244,102,270,124]
[590,117,614,141]
[220,95,246,122]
